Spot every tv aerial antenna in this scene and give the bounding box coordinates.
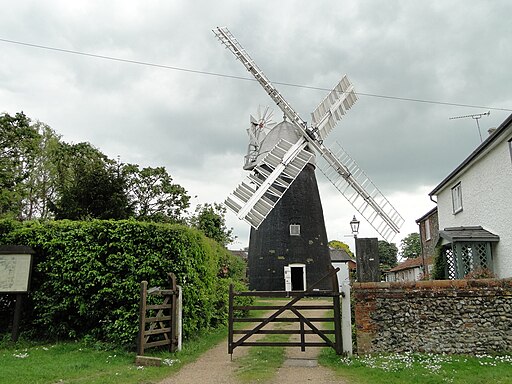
[449,111,490,143]
[213,26,404,241]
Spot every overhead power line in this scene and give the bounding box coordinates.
[1,37,511,112]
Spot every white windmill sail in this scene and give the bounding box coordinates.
[214,26,404,241]
[226,138,313,228]
[311,75,357,141]
[318,142,405,240]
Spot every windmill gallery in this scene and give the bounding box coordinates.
[213,27,404,291]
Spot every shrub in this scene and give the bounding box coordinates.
[0,219,246,347]
[464,267,496,279]
[431,245,446,280]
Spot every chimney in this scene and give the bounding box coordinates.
[487,127,497,136]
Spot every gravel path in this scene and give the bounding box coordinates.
[158,299,346,384]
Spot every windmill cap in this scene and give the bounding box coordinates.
[254,120,316,166]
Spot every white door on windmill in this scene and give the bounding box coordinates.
[286,263,307,291]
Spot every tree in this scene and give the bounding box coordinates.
[20,122,62,220]
[0,112,40,219]
[378,240,398,269]
[191,203,234,247]
[0,112,193,223]
[124,164,190,223]
[328,240,354,258]
[399,232,421,259]
[50,142,133,220]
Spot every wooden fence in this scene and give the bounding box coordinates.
[137,272,179,356]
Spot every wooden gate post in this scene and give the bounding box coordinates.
[169,273,178,353]
[228,283,234,354]
[137,281,148,356]
[331,269,343,355]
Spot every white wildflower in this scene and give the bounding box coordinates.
[162,358,180,366]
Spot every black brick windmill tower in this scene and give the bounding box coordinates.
[213,27,404,291]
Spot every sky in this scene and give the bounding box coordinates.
[1,1,511,253]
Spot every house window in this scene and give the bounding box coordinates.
[289,224,300,236]
[451,183,463,214]
[509,139,512,163]
[425,219,431,241]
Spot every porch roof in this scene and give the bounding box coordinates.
[439,226,500,243]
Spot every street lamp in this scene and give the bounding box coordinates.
[350,215,360,238]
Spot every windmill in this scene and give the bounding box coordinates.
[213,27,404,290]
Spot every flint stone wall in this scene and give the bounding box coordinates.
[353,279,512,355]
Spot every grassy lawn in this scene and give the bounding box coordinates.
[0,326,227,384]
[319,348,512,384]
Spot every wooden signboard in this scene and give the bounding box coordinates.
[0,252,33,293]
[0,245,35,341]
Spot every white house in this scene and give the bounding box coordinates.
[429,113,512,278]
[385,256,434,282]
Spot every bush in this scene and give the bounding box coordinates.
[432,245,446,280]
[464,267,495,279]
[0,219,247,347]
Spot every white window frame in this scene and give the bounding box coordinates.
[451,182,463,214]
[289,224,301,236]
[425,219,431,241]
[508,139,512,163]
[288,263,307,291]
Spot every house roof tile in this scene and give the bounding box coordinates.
[388,255,433,272]
[415,206,438,224]
[329,248,355,262]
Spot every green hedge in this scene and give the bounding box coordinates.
[0,219,247,347]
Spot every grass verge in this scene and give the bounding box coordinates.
[0,326,227,384]
[319,348,512,384]
[233,299,292,382]
[234,331,289,382]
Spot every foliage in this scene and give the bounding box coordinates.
[328,240,354,258]
[378,240,398,270]
[399,232,421,259]
[0,219,246,347]
[50,142,133,220]
[124,164,190,223]
[0,111,190,224]
[0,112,41,219]
[432,245,446,280]
[464,267,496,280]
[190,203,235,246]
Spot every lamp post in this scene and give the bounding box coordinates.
[350,215,360,239]
[350,215,361,281]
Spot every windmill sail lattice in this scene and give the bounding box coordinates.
[318,142,405,241]
[311,75,358,141]
[226,138,313,228]
[214,26,404,241]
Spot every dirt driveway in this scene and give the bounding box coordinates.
[158,299,346,384]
